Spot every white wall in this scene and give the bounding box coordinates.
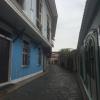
[42,1,47,39]
[23,0,36,25]
[23,0,52,43]
[42,0,52,42]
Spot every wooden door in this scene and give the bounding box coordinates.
[0,37,10,83]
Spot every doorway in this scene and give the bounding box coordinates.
[84,31,98,100]
[0,36,10,83]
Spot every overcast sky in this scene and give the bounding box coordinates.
[53,0,86,51]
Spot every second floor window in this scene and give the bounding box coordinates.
[36,0,42,31]
[16,0,24,9]
[47,16,50,41]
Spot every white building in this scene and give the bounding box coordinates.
[0,0,58,86]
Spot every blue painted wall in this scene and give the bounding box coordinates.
[11,35,43,80]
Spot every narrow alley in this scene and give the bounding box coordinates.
[0,0,100,100]
[1,65,83,100]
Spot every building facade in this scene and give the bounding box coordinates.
[78,0,100,100]
[0,0,57,86]
[50,52,59,64]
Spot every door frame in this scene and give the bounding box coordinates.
[84,29,99,100]
[0,34,12,85]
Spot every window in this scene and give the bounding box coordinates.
[22,40,30,66]
[38,48,42,65]
[30,0,33,11]
[16,0,24,9]
[47,16,50,41]
[36,0,42,31]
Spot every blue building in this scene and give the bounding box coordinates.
[0,0,58,86]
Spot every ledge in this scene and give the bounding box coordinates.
[0,0,52,48]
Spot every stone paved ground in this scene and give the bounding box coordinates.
[0,65,83,100]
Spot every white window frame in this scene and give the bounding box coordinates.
[22,40,30,67]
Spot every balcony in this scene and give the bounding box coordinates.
[36,18,42,33]
[0,0,52,48]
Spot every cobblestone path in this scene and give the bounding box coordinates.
[1,65,83,100]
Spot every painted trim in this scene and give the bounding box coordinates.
[11,70,43,83]
[10,39,14,81]
[0,70,43,87]
[8,40,13,82]
[0,34,12,83]
[0,35,12,86]
[80,76,92,100]
[0,82,11,87]
[0,34,11,40]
